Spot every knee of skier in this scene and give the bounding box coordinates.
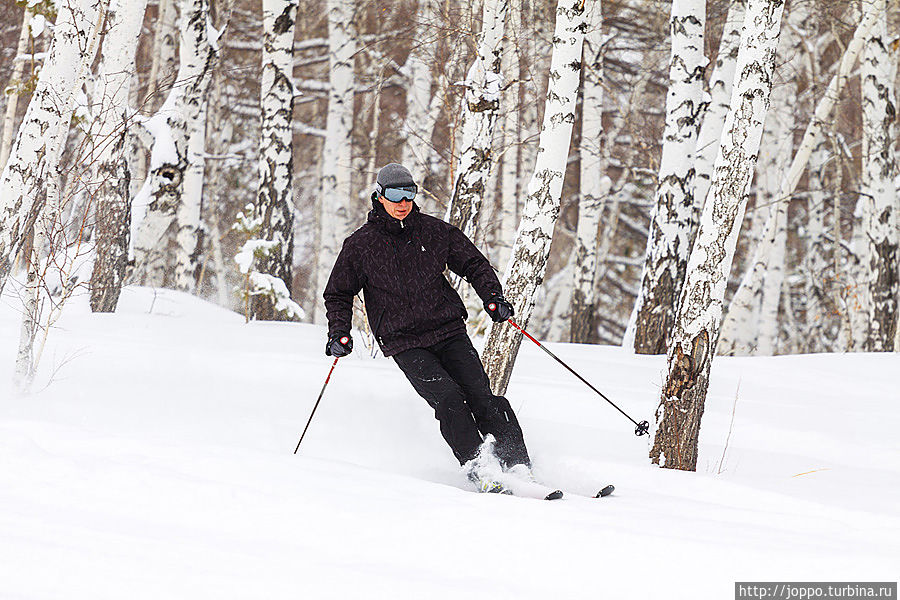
[429,385,468,415]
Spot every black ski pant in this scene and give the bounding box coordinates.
[392,333,531,468]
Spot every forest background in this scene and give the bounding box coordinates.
[0,0,898,367]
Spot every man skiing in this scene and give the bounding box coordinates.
[323,163,532,490]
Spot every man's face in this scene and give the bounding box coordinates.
[379,195,412,220]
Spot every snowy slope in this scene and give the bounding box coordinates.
[1,287,897,599]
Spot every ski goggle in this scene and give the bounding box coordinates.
[376,183,417,203]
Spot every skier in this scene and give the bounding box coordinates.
[323,163,531,491]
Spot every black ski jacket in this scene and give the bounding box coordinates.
[323,202,502,356]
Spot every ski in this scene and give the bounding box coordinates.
[469,471,564,500]
[595,484,615,498]
[544,489,564,501]
[493,472,564,500]
[472,482,611,501]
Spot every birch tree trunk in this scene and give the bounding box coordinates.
[0,7,33,170]
[482,0,587,396]
[691,0,744,219]
[720,4,881,354]
[445,0,509,241]
[314,0,356,324]
[173,93,209,291]
[90,0,149,312]
[14,181,53,389]
[401,0,437,182]
[570,0,606,343]
[518,0,549,186]
[0,0,109,295]
[650,0,784,471]
[859,0,898,351]
[718,62,796,356]
[632,0,707,355]
[496,0,523,273]
[145,0,179,106]
[248,0,298,321]
[130,0,219,289]
[803,143,831,352]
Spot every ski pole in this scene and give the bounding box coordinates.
[294,357,340,454]
[506,319,650,436]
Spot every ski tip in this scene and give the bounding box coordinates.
[544,490,564,501]
[595,485,615,498]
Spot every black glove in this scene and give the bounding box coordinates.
[484,295,514,323]
[325,334,353,357]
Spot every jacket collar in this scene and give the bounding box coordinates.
[367,201,421,235]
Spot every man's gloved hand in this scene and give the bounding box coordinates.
[484,295,514,322]
[325,334,353,357]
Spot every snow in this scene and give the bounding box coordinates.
[29,13,46,38]
[234,239,279,274]
[206,15,222,53]
[0,287,897,598]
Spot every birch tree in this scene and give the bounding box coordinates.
[803,143,832,351]
[314,0,356,324]
[130,0,219,289]
[482,0,587,395]
[720,4,881,354]
[691,0,744,220]
[649,0,784,471]
[859,0,897,351]
[445,0,509,241]
[245,0,300,321]
[145,0,179,108]
[570,0,606,343]
[90,0,150,312]
[716,39,797,356]
[496,0,524,273]
[0,0,109,295]
[631,0,707,355]
[0,6,34,170]
[15,178,55,388]
[401,0,437,182]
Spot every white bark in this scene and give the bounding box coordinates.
[0,8,34,171]
[483,0,587,395]
[632,0,707,355]
[570,0,606,343]
[721,3,881,354]
[859,0,898,351]
[0,0,109,294]
[718,56,796,356]
[174,94,208,291]
[803,142,831,351]
[445,0,509,241]
[401,0,437,182]
[131,0,219,289]
[90,0,149,312]
[518,0,548,186]
[691,0,744,219]
[314,0,356,324]
[497,0,523,272]
[145,0,179,108]
[650,0,785,471]
[14,184,53,389]
[248,0,298,321]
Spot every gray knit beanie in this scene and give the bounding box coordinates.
[376,163,416,190]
